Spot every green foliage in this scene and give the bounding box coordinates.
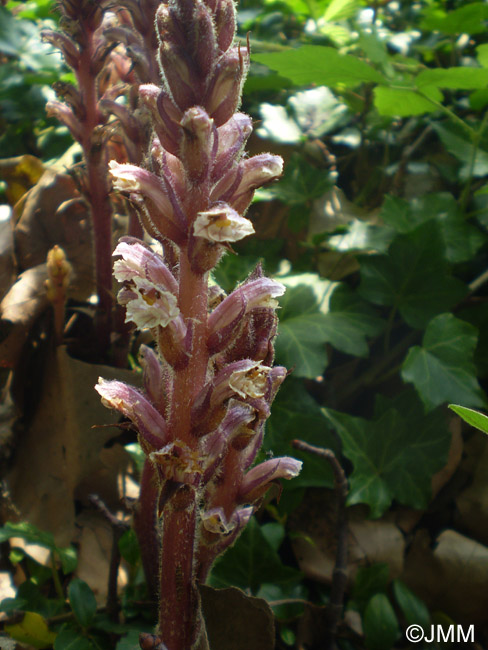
[448,404,488,435]
[68,580,97,629]
[209,517,302,594]
[324,392,450,517]
[402,314,486,411]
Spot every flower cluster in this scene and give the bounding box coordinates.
[93,1,302,648]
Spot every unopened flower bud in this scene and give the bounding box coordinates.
[204,46,250,126]
[139,344,168,414]
[193,1,217,78]
[180,107,215,184]
[158,39,197,110]
[215,0,237,52]
[193,203,254,243]
[212,113,252,181]
[45,245,72,303]
[139,85,182,156]
[207,277,285,355]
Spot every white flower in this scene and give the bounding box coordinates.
[193,202,254,243]
[228,362,269,399]
[123,276,180,329]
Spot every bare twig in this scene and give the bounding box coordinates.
[292,441,349,650]
[89,494,129,622]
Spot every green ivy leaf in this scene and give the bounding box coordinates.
[449,404,488,435]
[252,45,385,88]
[359,222,466,329]
[116,629,144,650]
[323,394,450,517]
[352,564,389,613]
[359,222,466,328]
[363,594,399,650]
[402,314,486,411]
[118,529,140,567]
[54,627,96,650]
[68,579,97,629]
[266,379,338,490]
[264,153,333,205]
[380,193,486,263]
[373,86,442,117]
[321,285,384,357]
[275,276,332,378]
[0,522,77,575]
[392,580,430,630]
[209,517,301,594]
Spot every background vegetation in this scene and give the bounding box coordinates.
[1,0,488,648]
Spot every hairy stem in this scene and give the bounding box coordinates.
[76,25,113,352]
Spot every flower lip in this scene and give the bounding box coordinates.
[123,276,180,330]
[193,202,254,243]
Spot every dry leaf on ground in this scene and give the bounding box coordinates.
[7,345,140,546]
[200,585,275,650]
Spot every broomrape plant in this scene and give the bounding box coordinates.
[80,0,301,647]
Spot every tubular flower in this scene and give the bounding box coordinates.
[193,203,254,243]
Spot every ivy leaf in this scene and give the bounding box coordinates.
[380,193,486,263]
[321,285,384,357]
[373,86,442,117]
[363,594,399,650]
[449,404,488,435]
[0,522,77,575]
[264,153,333,205]
[323,393,451,517]
[252,45,385,88]
[402,314,486,411]
[209,517,301,594]
[359,221,467,329]
[265,379,338,489]
[54,628,96,650]
[392,580,430,630]
[275,275,333,378]
[68,579,97,629]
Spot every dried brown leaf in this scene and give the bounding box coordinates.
[7,346,140,546]
[0,264,49,368]
[200,585,275,650]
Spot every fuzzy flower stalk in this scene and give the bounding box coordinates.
[96,2,302,648]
